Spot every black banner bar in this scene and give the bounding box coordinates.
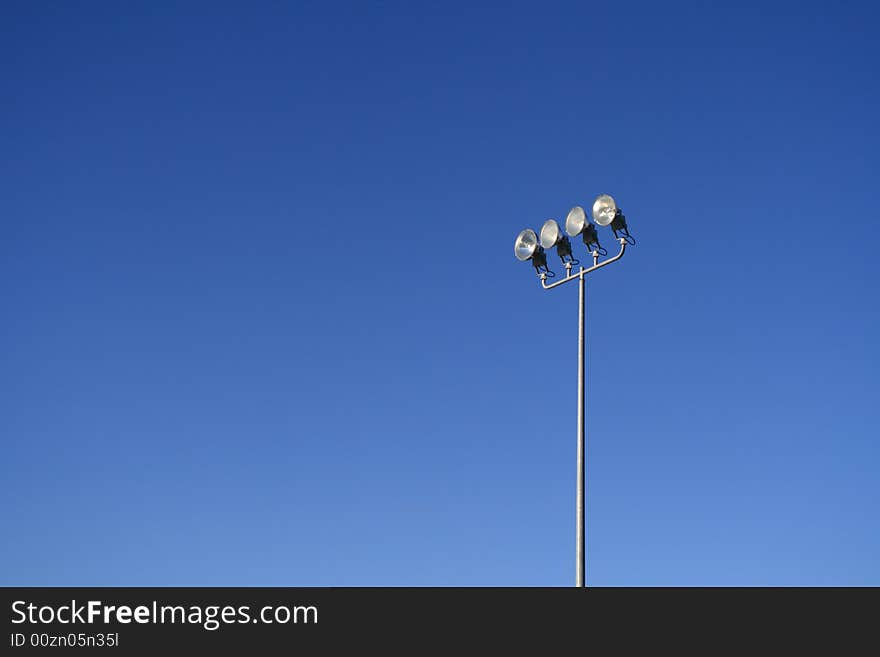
[2,587,875,652]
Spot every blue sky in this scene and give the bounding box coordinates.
[2,1,878,586]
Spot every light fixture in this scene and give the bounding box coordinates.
[540,219,561,248]
[591,194,617,227]
[514,229,538,261]
[592,194,634,243]
[540,219,575,263]
[564,206,587,237]
[565,206,603,254]
[514,228,550,273]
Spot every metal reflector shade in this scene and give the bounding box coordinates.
[591,194,617,227]
[514,229,538,261]
[565,206,587,237]
[539,219,561,249]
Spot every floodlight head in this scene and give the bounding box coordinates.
[515,228,554,276]
[565,206,587,237]
[591,194,617,227]
[539,218,575,263]
[539,219,562,249]
[514,229,538,262]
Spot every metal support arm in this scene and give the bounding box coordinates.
[540,237,627,289]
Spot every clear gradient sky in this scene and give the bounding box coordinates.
[2,1,879,586]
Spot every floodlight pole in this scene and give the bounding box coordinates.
[539,237,627,587]
[576,270,586,588]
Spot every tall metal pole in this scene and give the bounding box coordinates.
[539,237,628,587]
[576,272,586,587]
